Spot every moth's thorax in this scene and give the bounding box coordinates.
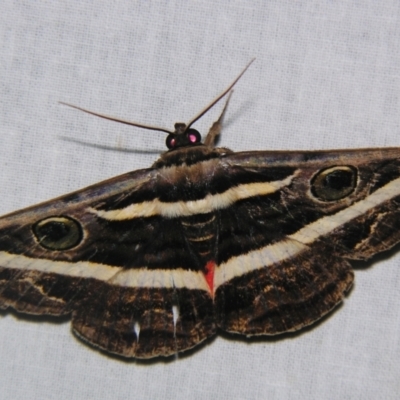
[151,144,232,292]
[152,144,233,168]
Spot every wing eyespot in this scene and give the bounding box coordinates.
[311,166,358,201]
[32,216,83,250]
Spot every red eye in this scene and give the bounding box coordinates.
[166,135,176,149]
[186,129,201,144]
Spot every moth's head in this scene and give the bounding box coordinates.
[165,123,202,151]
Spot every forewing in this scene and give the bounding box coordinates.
[215,148,400,335]
[0,167,214,358]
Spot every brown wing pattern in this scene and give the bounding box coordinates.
[1,147,400,357]
[215,148,400,335]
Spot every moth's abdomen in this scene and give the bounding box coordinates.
[180,213,218,260]
[180,212,218,292]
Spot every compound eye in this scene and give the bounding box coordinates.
[166,135,177,149]
[311,166,357,201]
[186,129,201,144]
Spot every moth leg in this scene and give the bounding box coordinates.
[204,91,233,147]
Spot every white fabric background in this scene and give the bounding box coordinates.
[1,1,400,399]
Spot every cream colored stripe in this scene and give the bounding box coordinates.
[3,176,400,293]
[214,238,307,289]
[289,175,400,245]
[108,267,208,291]
[214,175,400,289]
[0,252,118,280]
[89,175,296,220]
[0,252,208,291]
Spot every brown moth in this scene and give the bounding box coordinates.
[1,62,400,359]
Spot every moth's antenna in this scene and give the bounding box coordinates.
[186,58,255,130]
[59,102,173,135]
[60,58,255,136]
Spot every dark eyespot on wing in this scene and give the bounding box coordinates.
[33,216,83,250]
[311,166,357,201]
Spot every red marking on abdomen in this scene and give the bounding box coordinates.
[204,260,215,294]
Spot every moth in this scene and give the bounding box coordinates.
[1,62,400,359]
